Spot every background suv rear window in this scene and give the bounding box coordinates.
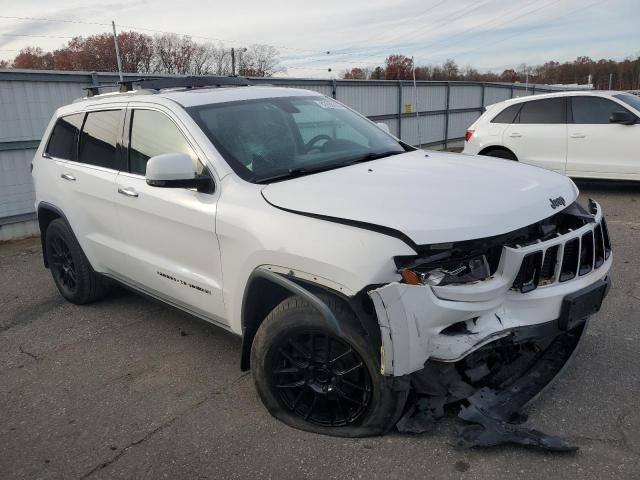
[491,104,521,123]
[78,110,123,169]
[45,113,84,160]
[518,98,566,124]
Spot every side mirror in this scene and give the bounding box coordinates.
[376,122,391,134]
[609,111,636,125]
[146,153,212,191]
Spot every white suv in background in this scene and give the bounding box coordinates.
[463,91,640,180]
[32,77,612,444]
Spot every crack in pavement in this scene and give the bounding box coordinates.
[78,371,251,479]
[18,344,41,362]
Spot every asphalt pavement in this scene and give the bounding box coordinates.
[1,180,639,479]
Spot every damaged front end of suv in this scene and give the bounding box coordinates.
[369,199,611,449]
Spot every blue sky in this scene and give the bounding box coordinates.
[0,0,637,77]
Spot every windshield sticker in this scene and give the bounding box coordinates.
[314,99,345,110]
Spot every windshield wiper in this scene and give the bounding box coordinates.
[255,164,340,184]
[254,150,404,184]
[339,150,404,166]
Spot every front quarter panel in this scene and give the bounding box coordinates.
[216,176,416,334]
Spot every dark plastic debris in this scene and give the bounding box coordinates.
[396,321,585,452]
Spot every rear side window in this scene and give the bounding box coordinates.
[571,96,632,124]
[78,110,123,169]
[518,98,566,124]
[491,104,521,123]
[128,109,202,175]
[45,113,84,160]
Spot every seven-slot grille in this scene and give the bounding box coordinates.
[512,218,611,293]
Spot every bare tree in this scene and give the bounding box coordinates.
[238,44,281,77]
[210,43,232,75]
[153,33,196,74]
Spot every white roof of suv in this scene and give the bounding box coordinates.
[493,90,623,107]
[68,85,321,113]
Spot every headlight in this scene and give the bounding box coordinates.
[399,255,490,286]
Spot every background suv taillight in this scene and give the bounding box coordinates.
[465,129,475,142]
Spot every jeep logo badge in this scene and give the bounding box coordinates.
[549,196,566,209]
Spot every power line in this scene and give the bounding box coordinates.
[453,0,610,61]
[0,14,323,55]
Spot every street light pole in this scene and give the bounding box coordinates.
[112,21,123,82]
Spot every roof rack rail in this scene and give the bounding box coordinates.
[83,83,120,97]
[83,75,252,98]
[118,75,252,92]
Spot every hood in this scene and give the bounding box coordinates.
[261,150,578,247]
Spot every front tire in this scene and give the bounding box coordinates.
[251,295,408,437]
[45,219,109,304]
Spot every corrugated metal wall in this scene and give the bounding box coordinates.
[0,69,562,239]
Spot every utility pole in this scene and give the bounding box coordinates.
[609,72,613,90]
[231,48,235,76]
[230,47,247,76]
[411,56,421,147]
[112,21,123,82]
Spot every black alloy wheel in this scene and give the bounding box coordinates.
[269,331,372,427]
[48,232,78,296]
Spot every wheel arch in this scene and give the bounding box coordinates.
[37,202,70,268]
[239,268,381,371]
[478,145,518,160]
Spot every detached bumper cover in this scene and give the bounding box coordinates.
[369,202,611,376]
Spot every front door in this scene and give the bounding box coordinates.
[113,106,226,324]
[566,96,640,178]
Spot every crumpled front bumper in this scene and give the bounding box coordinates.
[369,202,612,376]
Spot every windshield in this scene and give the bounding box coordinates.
[614,94,640,112]
[187,96,406,183]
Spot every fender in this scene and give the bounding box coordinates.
[37,201,78,268]
[239,268,343,371]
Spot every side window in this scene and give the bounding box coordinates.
[45,113,84,160]
[571,97,631,124]
[78,110,123,169]
[518,98,565,124]
[491,104,521,124]
[129,109,202,175]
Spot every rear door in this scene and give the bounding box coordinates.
[502,97,568,173]
[55,108,125,272]
[113,106,226,323]
[566,96,640,178]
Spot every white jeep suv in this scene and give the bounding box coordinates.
[462,90,640,180]
[32,77,612,441]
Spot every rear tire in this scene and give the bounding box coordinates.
[251,295,408,437]
[45,219,110,304]
[482,148,517,161]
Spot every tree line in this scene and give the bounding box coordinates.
[343,54,640,90]
[0,31,281,77]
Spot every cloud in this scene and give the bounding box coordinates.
[1,0,635,76]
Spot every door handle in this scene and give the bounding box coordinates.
[118,187,139,198]
[60,173,76,181]
[570,133,586,138]
[508,132,522,138]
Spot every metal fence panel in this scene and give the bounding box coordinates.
[336,84,398,117]
[401,85,447,112]
[484,86,513,105]
[449,85,483,110]
[0,148,36,217]
[401,114,446,146]
[448,111,482,140]
[0,80,85,143]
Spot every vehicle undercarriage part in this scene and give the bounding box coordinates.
[396,322,584,451]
